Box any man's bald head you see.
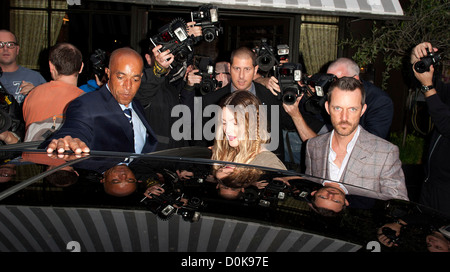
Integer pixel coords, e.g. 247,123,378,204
106,47,144,106
108,47,143,69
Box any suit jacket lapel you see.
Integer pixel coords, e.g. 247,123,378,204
340,128,375,182
100,86,135,147
322,133,331,180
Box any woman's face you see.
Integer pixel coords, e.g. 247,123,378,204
222,107,239,148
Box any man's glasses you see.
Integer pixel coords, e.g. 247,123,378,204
0,42,18,49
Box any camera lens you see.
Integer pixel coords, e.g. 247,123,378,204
282,91,297,105
414,53,441,73
257,54,277,72
200,82,213,95
203,29,215,43
414,59,430,73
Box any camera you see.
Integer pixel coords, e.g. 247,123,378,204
140,169,205,222
254,39,289,72
275,64,336,114
260,179,287,202
194,56,221,95
140,184,204,222
195,65,221,95
191,5,223,43
150,18,195,69
302,73,337,114
275,62,303,105
0,68,22,134
381,227,400,244
90,49,107,80
414,48,442,73
243,179,291,207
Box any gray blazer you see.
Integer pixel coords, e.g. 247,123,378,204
305,127,408,201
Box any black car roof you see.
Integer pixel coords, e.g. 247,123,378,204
0,143,449,253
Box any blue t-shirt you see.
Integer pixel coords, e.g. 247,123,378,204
0,66,47,104
79,79,101,93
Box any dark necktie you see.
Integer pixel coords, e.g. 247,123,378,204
123,108,133,128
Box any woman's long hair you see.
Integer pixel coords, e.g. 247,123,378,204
211,91,271,188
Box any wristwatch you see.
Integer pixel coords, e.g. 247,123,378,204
420,85,434,94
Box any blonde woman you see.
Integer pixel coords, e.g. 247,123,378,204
211,91,286,192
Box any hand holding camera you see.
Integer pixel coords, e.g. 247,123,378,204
411,42,438,64
186,68,202,86
191,5,222,43
411,42,441,97
152,44,174,69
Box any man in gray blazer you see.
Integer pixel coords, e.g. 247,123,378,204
305,77,408,201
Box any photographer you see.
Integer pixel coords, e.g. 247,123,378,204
78,49,108,93
411,42,450,217
151,21,202,86
184,58,230,95
272,68,331,166
134,20,202,151
201,47,288,159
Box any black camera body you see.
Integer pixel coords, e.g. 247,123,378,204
191,5,222,43
302,73,337,115
381,227,400,244
414,48,442,73
140,169,204,222
254,39,289,72
90,49,107,80
141,186,204,222
275,63,336,114
195,65,222,95
242,179,291,207
276,62,303,105
0,70,22,135
150,18,195,69
194,56,221,95
260,179,287,204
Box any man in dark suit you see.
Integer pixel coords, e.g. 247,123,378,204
200,47,287,157
305,77,408,201
42,47,158,154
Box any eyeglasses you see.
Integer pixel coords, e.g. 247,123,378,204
0,42,18,49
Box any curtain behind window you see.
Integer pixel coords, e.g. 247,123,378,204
299,16,339,75
9,0,67,70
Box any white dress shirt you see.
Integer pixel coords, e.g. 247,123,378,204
327,125,361,182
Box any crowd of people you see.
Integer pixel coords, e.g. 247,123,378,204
0,25,449,238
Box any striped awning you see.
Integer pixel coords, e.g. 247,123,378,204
0,205,361,252
94,0,404,18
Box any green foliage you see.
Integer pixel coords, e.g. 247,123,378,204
340,0,450,89
390,132,425,165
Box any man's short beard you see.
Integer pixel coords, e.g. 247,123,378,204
334,121,358,137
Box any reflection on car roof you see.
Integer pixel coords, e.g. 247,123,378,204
0,143,449,252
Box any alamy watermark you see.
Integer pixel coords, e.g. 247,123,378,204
170,97,280,151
